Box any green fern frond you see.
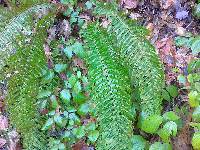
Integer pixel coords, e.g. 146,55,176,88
92,1,149,37
83,23,134,150
94,1,164,126
3,10,54,150
0,3,52,70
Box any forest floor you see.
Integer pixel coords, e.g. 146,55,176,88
133,1,198,149
0,0,199,150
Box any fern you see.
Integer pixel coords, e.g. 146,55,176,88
1,7,54,150
0,2,52,70
93,1,165,126
83,23,134,150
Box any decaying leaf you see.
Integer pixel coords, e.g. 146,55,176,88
0,138,6,148
0,115,8,130
121,0,138,9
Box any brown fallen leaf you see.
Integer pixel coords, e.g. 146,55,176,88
129,12,141,20
176,26,186,36
0,96,4,110
0,115,8,130
121,0,138,9
0,138,6,148
8,130,20,150
60,19,71,39
72,139,88,150
101,18,111,28
162,0,175,9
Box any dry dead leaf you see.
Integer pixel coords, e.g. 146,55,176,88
101,18,111,28
0,138,6,148
59,20,71,39
8,130,20,150
121,0,138,9
0,115,8,130
72,139,88,150
162,0,175,9
176,26,186,36
129,12,141,20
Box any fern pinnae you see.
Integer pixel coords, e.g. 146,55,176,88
83,23,134,149
0,3,52,70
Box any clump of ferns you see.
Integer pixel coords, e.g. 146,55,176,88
37,37,99,149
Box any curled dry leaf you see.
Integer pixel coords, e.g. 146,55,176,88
79,13,91,21
121,0,138,9
176,26,186,36
0,115,8,130
8,130,20,150
162,0,175,9
59,20,71,39
101,18,111,28
72,139,88,150
0,138,6,148
129,12,141,20
0,96,4,109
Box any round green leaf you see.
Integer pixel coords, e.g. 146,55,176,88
141,114,163,134
163,121,177,136
191,38,200,55
77,103,89,116
193,106,200,122
131,135,148,150
177,74,186,85
54,114,63,126
62,131,71,141
189,91,199,107
162,89,171,101
149,142,172,150
42,118,53,130
60,89,71,104
64,47,73,59
73,81,82,94
157,128,170,143
50,95,58,109
73,93,87,104
194,3,200,18
88,130,99,143
43,69,54,82
54,64,67,73
163,111,180,121
85,1,93,9
69,113,81,125
77,71,81,78
68,75,77,87
37,90,51,99
58,143,65,150
72,126,85,139
85,122,96,131
166,85,178,98
192,132,200,150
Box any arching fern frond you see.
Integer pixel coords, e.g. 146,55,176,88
93,1,165,131
83,23,134,150
0,3,52,70
2,9,54,150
